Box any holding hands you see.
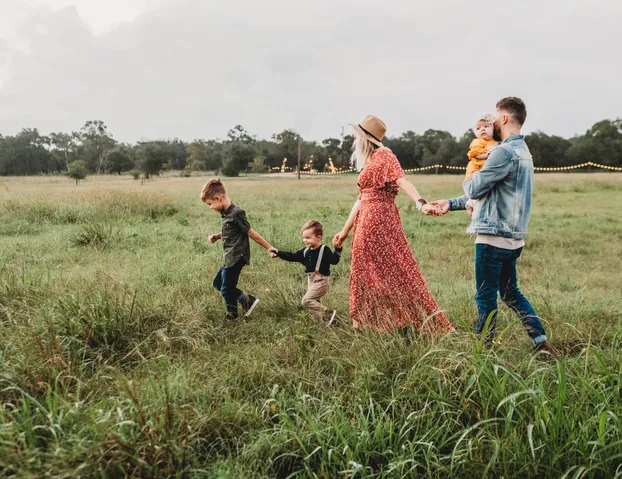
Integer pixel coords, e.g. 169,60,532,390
427,199,450,215
421,203,444,216
333,230,348,249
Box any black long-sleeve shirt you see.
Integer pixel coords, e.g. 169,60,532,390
276,245,342,276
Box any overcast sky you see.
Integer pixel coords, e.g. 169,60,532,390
0,0,620,143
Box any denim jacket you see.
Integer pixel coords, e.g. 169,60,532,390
448,135,534,239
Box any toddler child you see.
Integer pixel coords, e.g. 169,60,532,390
466,114,498,215
271,220,342,325
201,178,274,321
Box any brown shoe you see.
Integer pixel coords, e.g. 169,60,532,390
324,310,338,326
241,294,260,317
534,340,557,358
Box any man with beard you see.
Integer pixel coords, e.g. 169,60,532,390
429,97,554,354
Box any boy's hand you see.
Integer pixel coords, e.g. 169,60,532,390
207,234,221,244
269,248,279,259
466,205,474,217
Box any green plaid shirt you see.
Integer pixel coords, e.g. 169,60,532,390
220,203,251,268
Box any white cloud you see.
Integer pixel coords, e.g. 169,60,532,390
0,0,620,142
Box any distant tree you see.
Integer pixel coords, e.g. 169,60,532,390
205,140,224,172
49,132,79,170
0,129,53,175
342,134,354,167
434,137,460,167
322,137,342,165
384,131,421,169
222,142,255,177
272,130,300,166
525,132,572,167
104,145,135,174
448,130,476,167
136,142,169,178
566,119,622,167
168,139,189,170
186,141,208,173
419,129,455,167
77,121,116,173
249,156,269,173
227,125,256,144
67,160,88,184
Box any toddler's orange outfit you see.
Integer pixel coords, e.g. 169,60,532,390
466,138,497,179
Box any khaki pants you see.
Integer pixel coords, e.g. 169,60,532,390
302,273,329,321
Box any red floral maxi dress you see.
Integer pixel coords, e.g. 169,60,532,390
349,148,453,334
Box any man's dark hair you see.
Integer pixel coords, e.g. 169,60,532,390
496,97,527,126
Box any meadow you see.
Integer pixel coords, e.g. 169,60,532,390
1,172,621,478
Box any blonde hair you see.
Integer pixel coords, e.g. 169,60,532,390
200,178,226,201
474,113,495,132
351,131,379,170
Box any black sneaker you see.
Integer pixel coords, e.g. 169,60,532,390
241,294,260,317
324,310,337,326
225,311,239,323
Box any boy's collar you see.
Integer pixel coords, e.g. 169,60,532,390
220,202,235,216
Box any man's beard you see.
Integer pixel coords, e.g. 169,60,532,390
493,123,502,142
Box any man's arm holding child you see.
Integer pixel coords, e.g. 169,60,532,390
463,147,512,200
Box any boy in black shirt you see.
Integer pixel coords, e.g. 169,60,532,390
201,178,274,321
271,220,342,325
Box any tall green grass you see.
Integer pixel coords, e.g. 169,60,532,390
0,174,621,477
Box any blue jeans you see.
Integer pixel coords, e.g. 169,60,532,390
212,260,247,318
475,244,547,345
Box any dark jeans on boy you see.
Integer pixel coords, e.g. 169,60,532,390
213,259,246,319
475,244,547,345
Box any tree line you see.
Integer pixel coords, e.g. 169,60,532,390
1,119,621,178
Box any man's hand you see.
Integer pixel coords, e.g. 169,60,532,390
269,248,279,259
421,203,443,216
428,199,450,215
207,233,221,244
333,231,348,249
466,205,474,217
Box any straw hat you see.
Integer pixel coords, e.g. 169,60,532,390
350,115,386,148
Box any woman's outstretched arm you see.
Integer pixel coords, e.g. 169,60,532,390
333,199,361,247
396,177,443,216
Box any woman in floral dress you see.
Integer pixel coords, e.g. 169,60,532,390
333,115,454,334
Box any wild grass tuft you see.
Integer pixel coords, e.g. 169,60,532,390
0,173,621,477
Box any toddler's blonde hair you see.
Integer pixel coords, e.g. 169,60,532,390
473,113,495,132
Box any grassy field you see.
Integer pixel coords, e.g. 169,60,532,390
1,172,621,478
